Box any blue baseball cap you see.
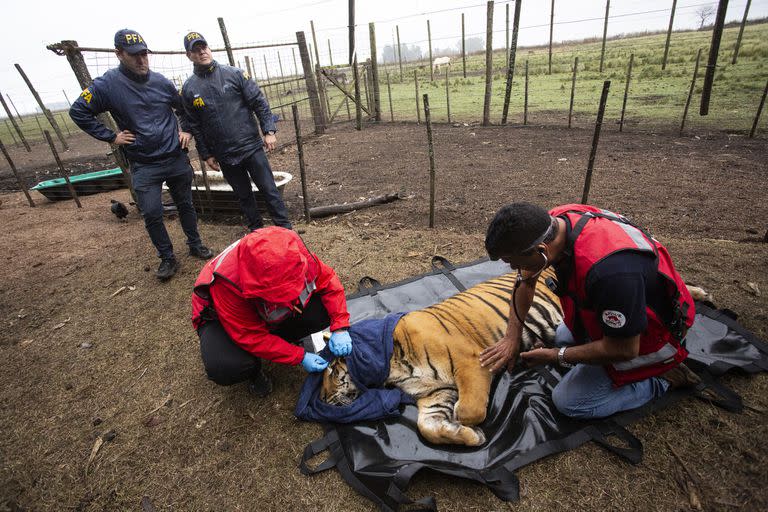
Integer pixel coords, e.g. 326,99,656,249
114,29,149,54
184,32,208,52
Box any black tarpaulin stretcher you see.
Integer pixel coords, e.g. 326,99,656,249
298,257,768,511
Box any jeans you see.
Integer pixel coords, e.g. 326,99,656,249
550,323,670,419
131,153,202,260
198,294,331,386
219,149,292,231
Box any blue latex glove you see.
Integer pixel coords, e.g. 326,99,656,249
329,330,353,357
301,352,329,373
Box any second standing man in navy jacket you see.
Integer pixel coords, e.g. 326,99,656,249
70,29,214,281
181,32,292,231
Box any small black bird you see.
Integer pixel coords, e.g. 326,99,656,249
110,199,129,220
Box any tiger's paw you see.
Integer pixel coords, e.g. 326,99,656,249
466,427,486,446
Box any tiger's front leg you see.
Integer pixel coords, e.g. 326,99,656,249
453,363,493,426
416,388,486,446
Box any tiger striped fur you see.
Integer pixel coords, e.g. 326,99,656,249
321,268,563,446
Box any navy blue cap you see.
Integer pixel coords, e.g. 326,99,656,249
184,32,208,52
114,29,149,54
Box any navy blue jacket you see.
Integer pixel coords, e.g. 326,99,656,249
295,313,414,424
181,61,277,165
69,65,189,164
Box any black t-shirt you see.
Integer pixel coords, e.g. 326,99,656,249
553,220,672,339
585,250,672,338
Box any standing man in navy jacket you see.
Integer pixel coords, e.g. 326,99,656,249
70,29,213,281
181,32,292,231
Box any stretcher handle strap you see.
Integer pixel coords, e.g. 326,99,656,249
587,421,644,465
431,256,466,292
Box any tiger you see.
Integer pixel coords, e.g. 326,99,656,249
321,268,563,447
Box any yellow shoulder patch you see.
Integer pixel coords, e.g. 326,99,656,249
80,88,93,104
193,97,205,108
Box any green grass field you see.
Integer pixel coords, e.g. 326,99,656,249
0,109,78,147
338,21,768,133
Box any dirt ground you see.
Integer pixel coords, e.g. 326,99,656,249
1,121,767,511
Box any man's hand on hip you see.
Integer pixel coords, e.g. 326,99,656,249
264,133,277,152
178,131,193,149
112,130,136,146
205,157,221,171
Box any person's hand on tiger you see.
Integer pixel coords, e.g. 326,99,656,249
479,335,520,373
301,352,329,373
520,347,558,367
329,330,352,357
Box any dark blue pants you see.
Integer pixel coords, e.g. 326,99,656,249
219,149,292,231
131,153,202,260
198,294,330,386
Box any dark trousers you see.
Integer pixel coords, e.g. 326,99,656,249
198,294,331,386
132,153,202,260
220,149,292,231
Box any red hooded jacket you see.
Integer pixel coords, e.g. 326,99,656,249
191,227,350,365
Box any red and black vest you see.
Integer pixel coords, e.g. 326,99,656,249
549,204,695,387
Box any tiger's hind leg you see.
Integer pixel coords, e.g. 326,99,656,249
416,388,486,446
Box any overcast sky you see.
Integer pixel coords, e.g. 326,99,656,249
0,0,764,114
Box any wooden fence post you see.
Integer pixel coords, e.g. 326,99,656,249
328,39,334,67
292,105,311,221
680,48,702,135
310,20,321,68
353,56,363,130
619,53,634,132
549,0,555,74
568,56,578,128
749,78,768,138
369,22,381,122
63,89,72,107
445,68,452,123
461,13,467,79
599,0,610,74
700,0,729,116
732,0,752,64
502,0,521,125
396,25,404,82
581,81,611,204
662,0,677,70
292,47,299,75
427,20,434,82
15,64,68,150
6,95,22,120
524,60,529,125
0,138,35,207
386,72,394,121
4,120,18,145
0,91,30,151
414,70,421,124
58,113,72,136
296,31,325,134
245,56,254,79
482,0,494,126
217,17,236,66
44,130,81,208
506,3,510,60
423,93,436,229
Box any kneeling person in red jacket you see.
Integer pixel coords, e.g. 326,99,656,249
192,227,352,396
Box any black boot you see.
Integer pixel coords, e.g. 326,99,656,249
189,245,214,259
156,258,180,281
247,369,273,398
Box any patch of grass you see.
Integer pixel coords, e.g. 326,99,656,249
374,22,768,132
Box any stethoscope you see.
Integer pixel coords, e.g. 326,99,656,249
511,248,549,345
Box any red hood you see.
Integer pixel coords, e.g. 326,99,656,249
236,227,317,303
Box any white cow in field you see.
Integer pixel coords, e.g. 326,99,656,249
433,56,451,74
